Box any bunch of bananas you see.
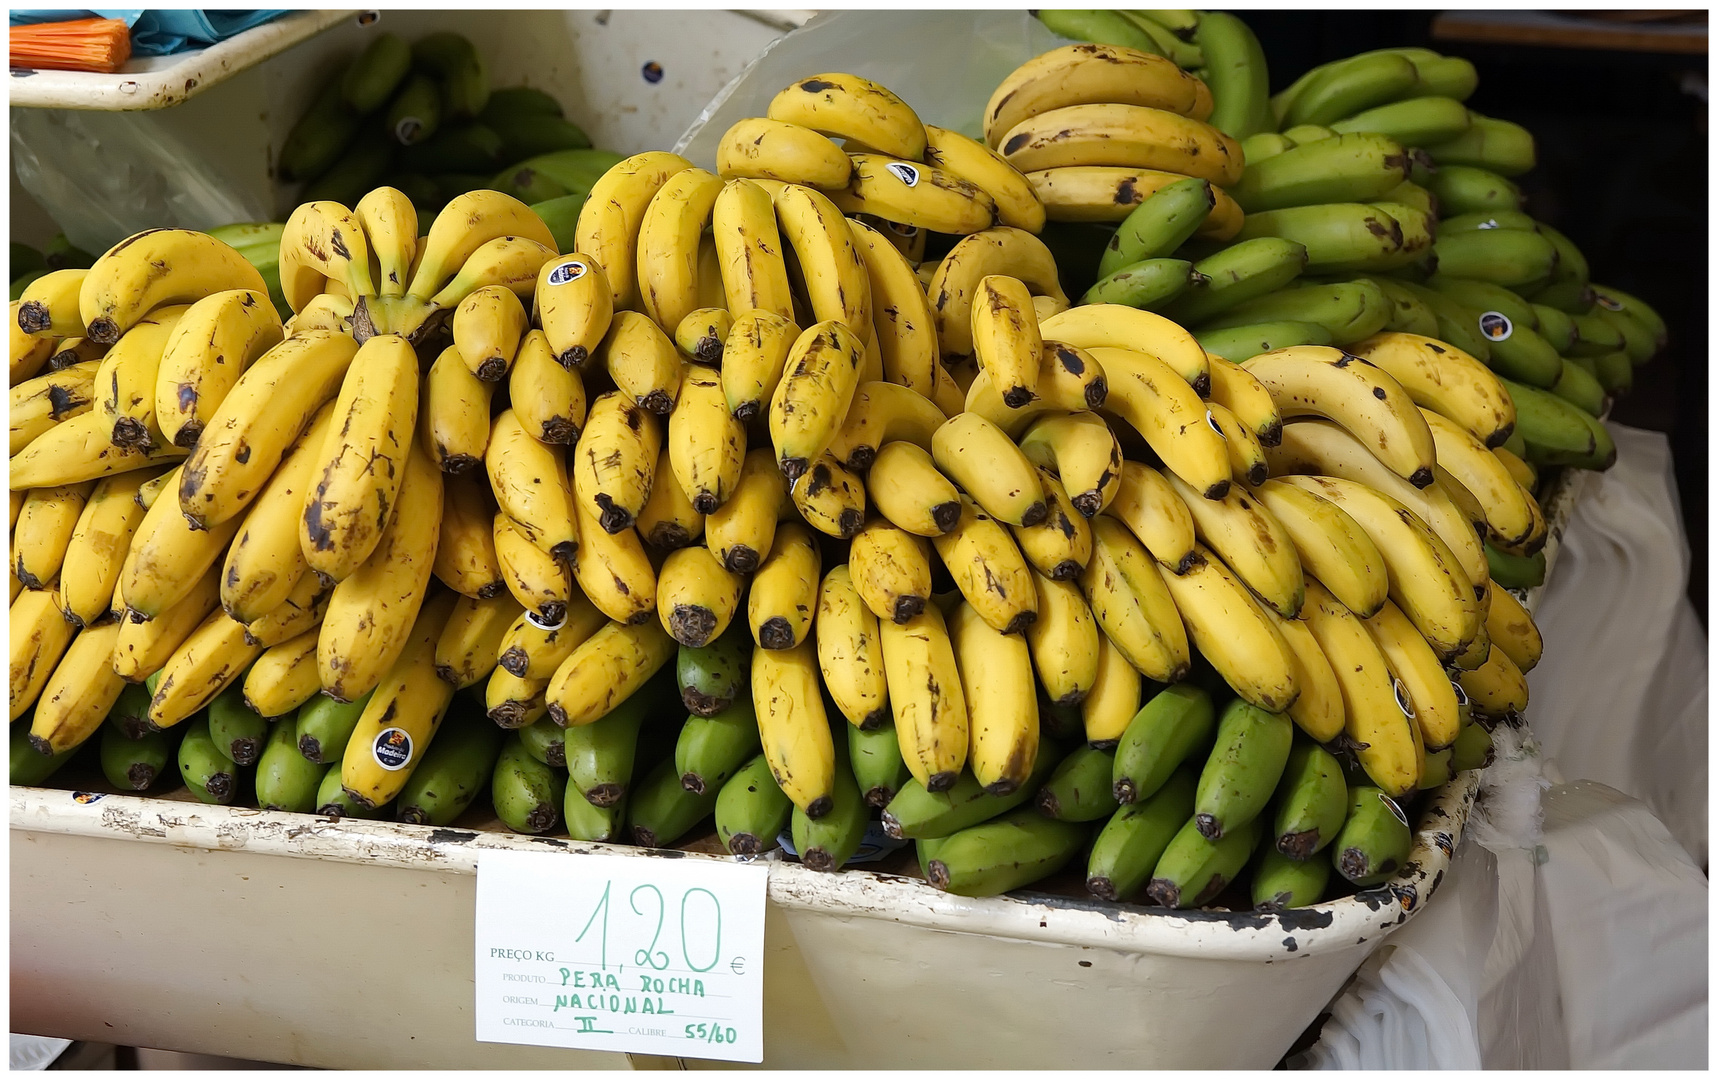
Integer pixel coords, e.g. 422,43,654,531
279,29,618,222
6,32,1668,913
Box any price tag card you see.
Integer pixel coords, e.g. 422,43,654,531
475,849,768,1063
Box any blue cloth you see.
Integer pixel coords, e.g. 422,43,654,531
9,9,287,55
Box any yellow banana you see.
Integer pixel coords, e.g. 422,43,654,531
668,363,745,514
707,447,789,573
766,72,928,161
10,587,76,719
1299,577,1419,798
1161,545,1301,712
13,482,93,591
1347,331,1514,448
28,620,125,753
924,124,1046,233
317,440,444,703
9,309,54,384
283,292,355,336
1041,303,1211,396
674,308,734,366
154,289,284,448
1206,400,1269,488
708,178,797,321
597,309,684,416
178,330,360,529
241,568,331,648
847,219,940,396
355,186,418,299
930,411,1047,527
929,227,1067,364
147,608,263,729
120,481,244,621
545,618,676,728
452,284,528,381
656,544,744,649
487,407,578,560
1249,479,1388,619
10,359,99,456
17,268,89,338
79,229,269,345
849,518,934,624
573,391,662,534
1087,345,1232,498
243,628,323,717
721,310,799,423
9,409,186,490
825,380,945,472
1017,410,1123,518
1010,468,1093,581
1080,628,1142,746
434,592,523,689
493,511,573,624
93,304,189,451
487,667,549,729
969,274,1041,409
430,471,504,601
534,252,615,369
772,184,872,345
751,636,840,815
949,599,1039,795
1026,165,1243,233
420,344,494,474
340,591,461,807
59,470,156,628
964,340,1108,436
932,494,1039,635
789,452,867,539
407,189,556,303
1260,604,1345,743
1163,472,1304,618
1421,408,1538,548
746,520,820,649
422,234,557,312
509,328,587,446
1205,353,1283,448
497,596,607,681
300,333,419,582
983,43,1213,147
831,153,997,236
816,564,890,730
636,443,706,551
998,103,1242,187
864,440,962,538
279,202,377,308
1458,643,1529,718
574,152,695,311
636,167,725,337
1366,599,1462,751
568,484,657,626
879,602,968,792
111,565,220,683
1026,569,1101,708
769,319,867,481
1081,516,1191,682
716,117,852,190
1485,585,1542,674
1102,461,1198,574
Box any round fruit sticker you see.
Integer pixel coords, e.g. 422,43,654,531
1379,792,1410,828
1206,409,1224,437
1450,679,1469,707
887,221,920,238
547,259,589,287
1596,294,1624,312
1393,677,1416,719
885,162,921,188
525,607,568,632
373,727,414,771
1479,311,1513,342
394,117,423,144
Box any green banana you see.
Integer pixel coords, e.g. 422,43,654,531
178,714,238,805
849,718,912,808
791,734,868,871
207,683,269,766
301,135,396,208
1331,785,1413,887
1439,209,1538,234
256,714,331,813
1549,358,1606,417
492,732,565,834
1113,683,1217,805
395,710,506,825
628,755,718,848
343,32,412,114
385,73,443,146
1424,113,1536,176
511,149,627,193
1036,743,1121,822
44,233,96,271
1449,718,1493,772
677,623,751,717
883,742,1065,840
1432,228,1560,291
1389,280,1491,361
279,81,363,183
1085,765,1196,901
479,86,564,124
11,241,46,278
1280,123,1338,145
412,32,489,119
1499,376,1599,455
108,682,156,740
1036,9,1163,53
1145,814,1261,908
1330,96,1471,147
1404,55,1479,101
398,125,505,175
518,715,566,767
919,807,1089,898
490,164,570,205
1477,314,1563,387
675,697,762,795
530,194,587,255
1419,746,1453,790
1485,543,1546,590
317,764,388,818
100,719,178,790
1530,303,1578,354
1527,279,1595,315
1241,132,1294,165
1368,200,1434,268
563,691,652,808
1194,11,1273,141
488,115,593,162
1525,406,1615,470
11,722,79,785
1567,311,1624,357
297,691,374,765
1419,164,1522,216
1193,698,1294,840
1589,350,1633,397
1252,846,1331,909
1590,284,1666,346
1230,133,1410,213
1163,237,1308,325
1080,259,1204,310
1097,177,1216,278
1426,274,1539,331
1235,203,1405,273
1117,12,1203,67
1281,52,1420,129
716,753,794,855
1270,742,1348,859
1201,279,1390,345
565,785,627,842
1591,305,1657,365
1362,275,1440,336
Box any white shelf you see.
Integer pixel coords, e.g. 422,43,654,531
7,10,354,111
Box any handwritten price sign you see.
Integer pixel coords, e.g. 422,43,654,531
474,849,768,1063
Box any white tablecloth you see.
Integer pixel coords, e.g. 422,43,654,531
1303,422,1709,1069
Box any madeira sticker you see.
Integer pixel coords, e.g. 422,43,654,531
885,162,921,187
1478,311,1513,342
1379,792,1410,828
1595,294,1624,311
547,259,589,286
373,727,414,771
1393,678,1416,720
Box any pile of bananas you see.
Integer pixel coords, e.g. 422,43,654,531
280,29,619,223
5,27,1668,911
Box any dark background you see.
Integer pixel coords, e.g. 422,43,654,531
1240,10,1708,624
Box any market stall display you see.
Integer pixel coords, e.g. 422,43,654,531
6,8,1690,1068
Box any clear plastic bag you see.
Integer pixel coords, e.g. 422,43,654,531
11,105,269,253
675,9,1066,166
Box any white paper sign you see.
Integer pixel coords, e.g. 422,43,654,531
475,849,768,1063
